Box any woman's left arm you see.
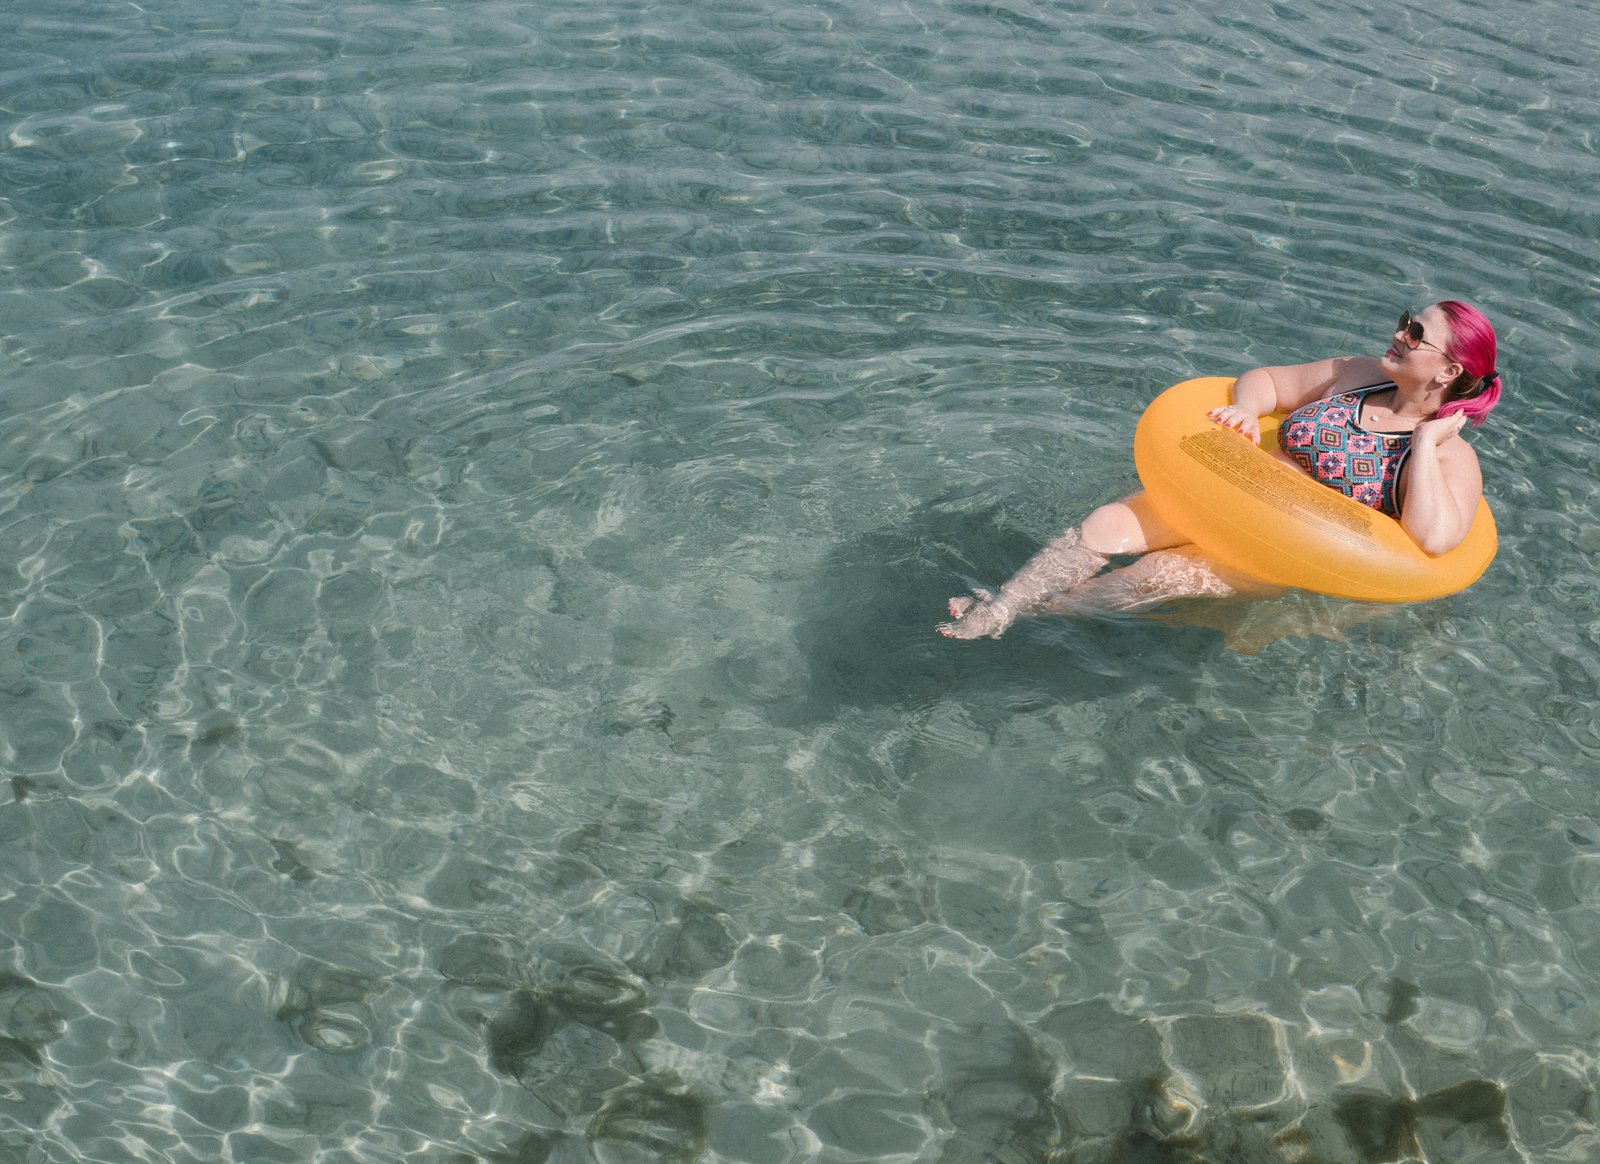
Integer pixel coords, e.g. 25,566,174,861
1399,413,1483,555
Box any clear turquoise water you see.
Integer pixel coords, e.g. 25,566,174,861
2,0,1597,1160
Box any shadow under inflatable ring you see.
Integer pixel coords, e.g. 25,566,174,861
1133,377,1497,602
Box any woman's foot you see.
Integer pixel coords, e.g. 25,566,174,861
946,590,991,618
937,589,1012,639
936,525,1112,641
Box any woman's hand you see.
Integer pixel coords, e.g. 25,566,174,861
1410,410,1468,452
1208,403,1261,444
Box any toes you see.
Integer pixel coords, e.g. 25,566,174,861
938,609,1003,640
946,590,993,619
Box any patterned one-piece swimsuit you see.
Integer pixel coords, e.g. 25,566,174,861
1277,383,1412,517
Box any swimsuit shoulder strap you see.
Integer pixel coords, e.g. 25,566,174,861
1351,381,1396,398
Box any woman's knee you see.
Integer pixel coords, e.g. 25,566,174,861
1079,502,1140,555
1080,492,1185,555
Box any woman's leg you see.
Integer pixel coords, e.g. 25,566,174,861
1045,545,1272,615
937,491,1189,639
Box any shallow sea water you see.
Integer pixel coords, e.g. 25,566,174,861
2,0,1599,1160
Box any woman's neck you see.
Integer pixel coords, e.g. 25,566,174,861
1385,380,1446,420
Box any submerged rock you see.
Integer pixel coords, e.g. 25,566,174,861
587,1077,708,1164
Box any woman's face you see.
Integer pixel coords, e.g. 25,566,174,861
1380,303,1459,386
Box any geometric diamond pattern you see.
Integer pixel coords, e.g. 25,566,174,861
1278,385,1412,517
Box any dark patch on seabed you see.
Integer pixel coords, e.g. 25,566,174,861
0,970,68,1127
464,947,710,1162
452,945,1524,1163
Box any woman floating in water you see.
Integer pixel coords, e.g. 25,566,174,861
938,301,1502,639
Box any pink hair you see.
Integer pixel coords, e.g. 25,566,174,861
1434,300,1501,427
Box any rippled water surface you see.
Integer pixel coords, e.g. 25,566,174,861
3,0,1599,1160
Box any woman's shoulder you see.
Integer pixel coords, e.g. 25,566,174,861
1441,431,1482,469
1325,356,1389,392
1428,426,1483,497
1255,355,1386,413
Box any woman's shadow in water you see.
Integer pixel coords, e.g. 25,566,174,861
785,492,1220,732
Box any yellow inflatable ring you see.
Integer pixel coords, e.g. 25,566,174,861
1133,377,1497,601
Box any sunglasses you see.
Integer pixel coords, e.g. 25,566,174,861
1397,309,1449,355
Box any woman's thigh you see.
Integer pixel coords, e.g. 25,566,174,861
1059,545,1279,613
